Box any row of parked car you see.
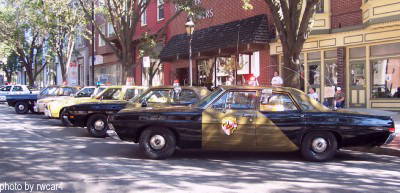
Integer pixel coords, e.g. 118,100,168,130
1,84,397,161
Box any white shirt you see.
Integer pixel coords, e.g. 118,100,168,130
271,76,283,86
308,92,319,101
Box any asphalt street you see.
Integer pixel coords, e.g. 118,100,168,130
0,104,399,193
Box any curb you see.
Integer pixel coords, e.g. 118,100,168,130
347,146,400,157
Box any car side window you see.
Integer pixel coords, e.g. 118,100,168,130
212,91,257,110
102,88,122,100
260,93,298,112
12,86,22,91
173,89,198,104
60,88,74,96
125,89,137,100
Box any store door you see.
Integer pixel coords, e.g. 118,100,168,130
349,61,367,107
176,68,189,86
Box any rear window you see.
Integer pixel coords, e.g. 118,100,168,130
1,86,11,91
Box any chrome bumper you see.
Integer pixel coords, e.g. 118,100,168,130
106,123,120,140
34,103,46,113
384,133,397,145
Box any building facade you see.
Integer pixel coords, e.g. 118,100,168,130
269,0,400,110
160,0,275,87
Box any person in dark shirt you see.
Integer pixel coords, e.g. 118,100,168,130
394,87,400,98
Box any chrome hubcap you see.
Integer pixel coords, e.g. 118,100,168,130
149,135,166,150
93,120,105,131
312,137,328,153
18,105,25,111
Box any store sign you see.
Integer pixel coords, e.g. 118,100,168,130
143,56,150,68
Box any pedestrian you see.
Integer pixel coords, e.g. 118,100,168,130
334,87,345,109
271,71,283,87
307,87,319,102
393,87,400,98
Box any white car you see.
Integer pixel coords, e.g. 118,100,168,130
0,85,32,102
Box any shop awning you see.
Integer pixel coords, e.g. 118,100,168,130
160,14,274,61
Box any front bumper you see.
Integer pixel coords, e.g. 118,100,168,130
384,133,397,145
33,103,47,113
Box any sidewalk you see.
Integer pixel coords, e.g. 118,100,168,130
347,108,400,157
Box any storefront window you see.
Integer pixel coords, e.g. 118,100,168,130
370,43,400,57
371,57,400,98
324,50,338,87
94,64,122,85
349,47,366,87
308,52,321,88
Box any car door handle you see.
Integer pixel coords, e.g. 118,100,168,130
241,113,256,117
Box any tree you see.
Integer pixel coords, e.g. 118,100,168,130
78,0,203,84
44,0,88,83
243,0,320,88
0,0,50,87
0,52,20,83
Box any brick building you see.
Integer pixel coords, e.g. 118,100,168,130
270,0,400,110
76,0,400,110
160,0,275,87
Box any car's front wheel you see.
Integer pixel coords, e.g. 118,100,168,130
139,127,176,159
86,114,108,138
15,102,29,114
301,132,338,162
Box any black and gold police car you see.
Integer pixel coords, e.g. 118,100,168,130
108,86,396,161
64,86,210,138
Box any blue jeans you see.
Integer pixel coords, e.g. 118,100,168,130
336,101,345,108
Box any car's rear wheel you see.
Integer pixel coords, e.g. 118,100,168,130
139,127,176,159
301,132,337,162
86,114,108,138
15,102,29,114
60,109,71,126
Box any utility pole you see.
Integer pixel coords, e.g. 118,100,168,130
91,0,95,86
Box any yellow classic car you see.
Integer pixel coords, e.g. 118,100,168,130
45,86,147,125
34,86,102,113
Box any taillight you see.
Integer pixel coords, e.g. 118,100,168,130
389,127,395,133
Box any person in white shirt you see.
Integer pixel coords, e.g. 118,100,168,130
271,71,283,87
307,87,319,102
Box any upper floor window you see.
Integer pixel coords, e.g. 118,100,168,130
157,0,165,21
315,0,324,13
99,24,106,47
108,23,115,37
140,0,148,26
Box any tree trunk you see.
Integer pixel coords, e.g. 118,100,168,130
282,52,301,89
6,73,12,83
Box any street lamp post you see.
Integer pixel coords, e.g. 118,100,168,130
185,17,195,86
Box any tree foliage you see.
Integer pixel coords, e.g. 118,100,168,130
78,0,204,85
0,0,50,86
243,0,320,88
44,0,88,83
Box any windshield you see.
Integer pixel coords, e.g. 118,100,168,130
40,87,58,96
75,88,95,97
195,88,224,108
0,86,11,92
290,89,330,112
